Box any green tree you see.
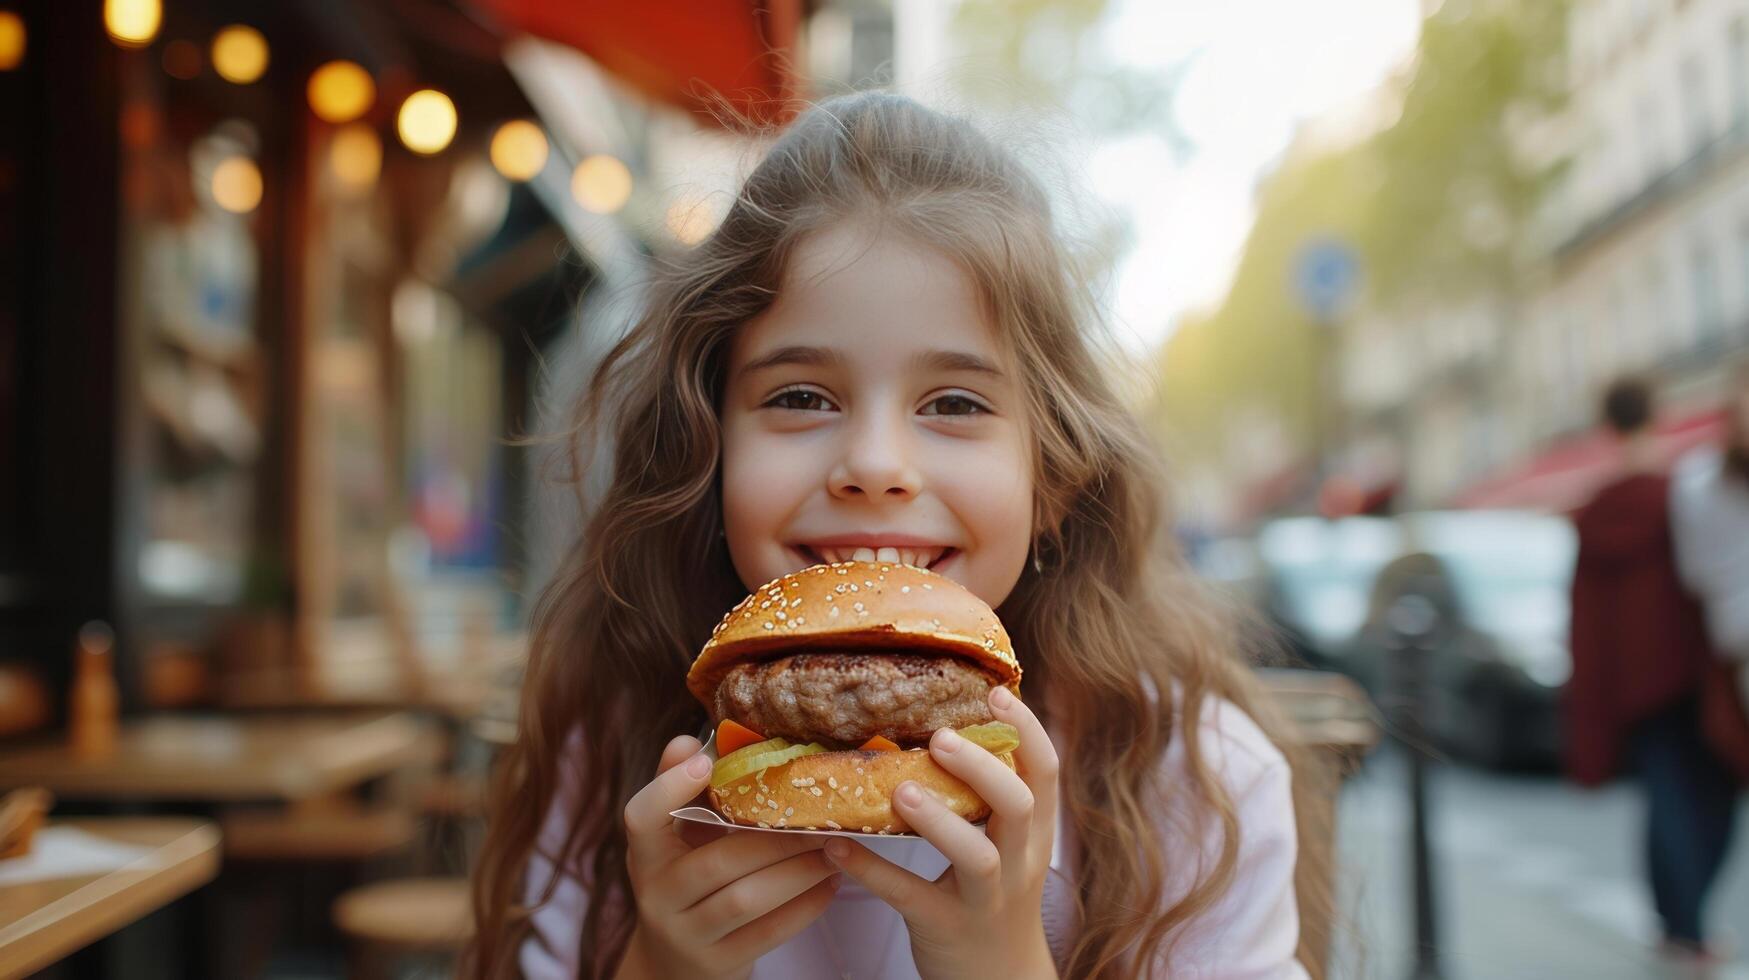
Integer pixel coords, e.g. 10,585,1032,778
1152,147,1379,463
1363,0,1569,302
950,0,1189,145
1150,0,1569,486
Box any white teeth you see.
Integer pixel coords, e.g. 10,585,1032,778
806,545,950,567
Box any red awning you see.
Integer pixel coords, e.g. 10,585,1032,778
474,0,805,128
1451,408,1726,513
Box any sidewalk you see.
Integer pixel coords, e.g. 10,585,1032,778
1332,747,1749,979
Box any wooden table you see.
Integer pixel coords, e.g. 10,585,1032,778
1264,668,1381,759
0,712,430,802
217,667,487,720
0,818,219,979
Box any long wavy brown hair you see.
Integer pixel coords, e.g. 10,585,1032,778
468,91,1329,979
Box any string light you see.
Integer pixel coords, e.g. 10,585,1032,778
211,25,268,84
0,12,25,71
104,0,160,48
489,120,548,182
211,156,263,214
571,154,633,214
397,89,456,155
307,60,375,124
666,199,717,245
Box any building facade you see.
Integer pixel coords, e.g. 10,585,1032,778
1337,0,1749,510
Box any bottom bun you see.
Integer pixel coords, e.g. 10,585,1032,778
708,747,1015,834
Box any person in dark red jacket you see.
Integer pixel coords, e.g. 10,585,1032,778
1566,377,1737,963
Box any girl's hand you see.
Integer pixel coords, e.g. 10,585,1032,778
616,735,841,980
823,687,1061,980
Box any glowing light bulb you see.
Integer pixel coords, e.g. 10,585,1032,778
489,120,548,182
307,60,375,124
0,12,26,71
211,156,263,214
570,155,633,215
211,25,268,84
104,0,160,47
397,89,456,155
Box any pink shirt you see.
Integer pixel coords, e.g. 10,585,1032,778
520,697,1307,979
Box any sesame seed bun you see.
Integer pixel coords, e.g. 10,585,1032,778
691,561,1024,833
687,561,1020,708
708,745,1016,834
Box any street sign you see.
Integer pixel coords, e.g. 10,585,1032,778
1293,237,1361,323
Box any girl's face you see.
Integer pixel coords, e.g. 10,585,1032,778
720,220,1035,609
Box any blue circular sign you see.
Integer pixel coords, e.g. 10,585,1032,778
1293,237,1361,322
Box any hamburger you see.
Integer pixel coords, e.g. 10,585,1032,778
687,560,1022,834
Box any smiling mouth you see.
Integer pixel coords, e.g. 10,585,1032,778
793,545,957,570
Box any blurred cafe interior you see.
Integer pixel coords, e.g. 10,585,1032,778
0,0,1408,976
0,0,817,976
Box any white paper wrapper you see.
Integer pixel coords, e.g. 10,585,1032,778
668,731,982,861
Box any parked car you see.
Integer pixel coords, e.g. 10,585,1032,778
1228,511,1576,770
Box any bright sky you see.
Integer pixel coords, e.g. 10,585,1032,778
1086,0,1423,353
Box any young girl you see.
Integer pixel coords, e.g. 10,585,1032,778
470,92,1322,979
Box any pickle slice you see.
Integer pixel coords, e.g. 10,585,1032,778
711,739,827,789
955,721,1021,755
713,737,788,773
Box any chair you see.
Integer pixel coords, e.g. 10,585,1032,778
332,876,473,979
219,799,416,861
1259,668,1379,975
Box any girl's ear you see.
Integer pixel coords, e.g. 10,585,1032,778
1032,498,1067,545
1029,507,1065,575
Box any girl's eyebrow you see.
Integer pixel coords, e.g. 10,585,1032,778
736,344,845,380
735,345,1006,381
910,348,1006,379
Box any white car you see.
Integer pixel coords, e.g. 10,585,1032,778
1231,511,1576,769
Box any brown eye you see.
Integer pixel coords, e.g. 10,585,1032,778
766,387,836,412
921,394,987,417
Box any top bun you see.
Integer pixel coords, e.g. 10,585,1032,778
687,561,1019,707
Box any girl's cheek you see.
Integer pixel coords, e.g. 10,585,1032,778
722,428,815,516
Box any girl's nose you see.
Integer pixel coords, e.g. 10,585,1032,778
828,413,923,501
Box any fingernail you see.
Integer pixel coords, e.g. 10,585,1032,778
896,781,923,807
933,728,962,752
824,838,851,863
990,686,1014,709
687,754,712,778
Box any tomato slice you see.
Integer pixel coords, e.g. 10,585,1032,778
858,735,900,752
716,719,767,756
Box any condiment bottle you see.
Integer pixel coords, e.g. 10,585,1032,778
69,621,118,759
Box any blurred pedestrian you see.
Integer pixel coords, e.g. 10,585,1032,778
1567,376,1734,965
1673,367,1749,781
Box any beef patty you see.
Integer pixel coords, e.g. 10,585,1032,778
713,652,999,746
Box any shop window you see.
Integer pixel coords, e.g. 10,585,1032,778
118,61,266,604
